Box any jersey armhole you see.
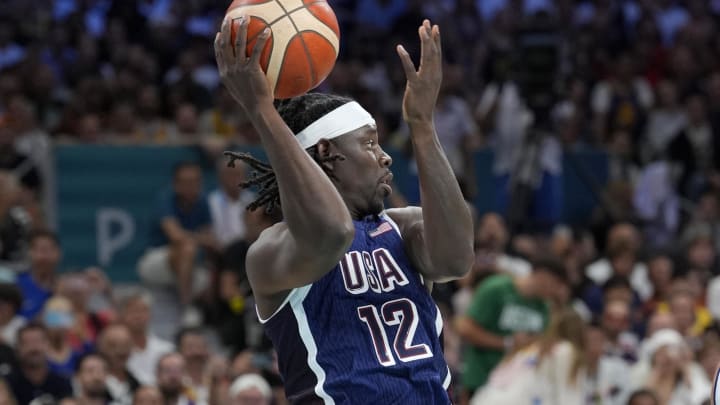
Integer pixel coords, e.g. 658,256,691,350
256,289,296,324
381,212,403,239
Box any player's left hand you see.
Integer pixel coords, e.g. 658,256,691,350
397,19,442,126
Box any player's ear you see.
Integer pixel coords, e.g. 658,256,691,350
315,139,341,174
316,139,332,158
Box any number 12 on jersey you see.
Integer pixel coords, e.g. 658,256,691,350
357,298,433,366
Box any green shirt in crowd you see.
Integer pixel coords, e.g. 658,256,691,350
461,274,550,391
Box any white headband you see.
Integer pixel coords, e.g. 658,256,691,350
295,101,376,149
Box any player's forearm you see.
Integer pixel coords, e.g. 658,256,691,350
249,102,353,243
410,121,473,278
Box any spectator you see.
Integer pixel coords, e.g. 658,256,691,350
97,323,140,405
643,253,675,317
228,373,272,405
627,388,660,405
0,171,31,265
207,158,254,248
156,352,199,405
6,323,73,404
453,212,531,318
43,296,90,377
657,285,712,347
118,289,174,386
0,378,16,405
668,93,720,199
0,105,42,195
642,80,685,162
456,257,568,399
17,230,61,320
138,162,217,326
601,299,639,363
0,282,24,347
176,327,211,404
133,386,163,405
135,85,170,143
56,272,113,350
698,333,720,384
198,87,250,140
584,320,631,405
629,328,710,405
73,353,113,404
680,222,718,275
585,223,652,301
471,308,589,405
166,103,202,144
590,52,654,143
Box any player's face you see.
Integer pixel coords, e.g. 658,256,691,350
328,124,393,218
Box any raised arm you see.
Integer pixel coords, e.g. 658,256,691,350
388,20,473,282
214,17,353,297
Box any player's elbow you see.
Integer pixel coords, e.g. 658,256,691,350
315,219,355,254
445,242,474,278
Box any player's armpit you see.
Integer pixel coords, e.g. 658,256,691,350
386,206,469,282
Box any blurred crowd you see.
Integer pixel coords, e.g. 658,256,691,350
2,0,720,404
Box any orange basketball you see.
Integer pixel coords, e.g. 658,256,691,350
226,0,340,99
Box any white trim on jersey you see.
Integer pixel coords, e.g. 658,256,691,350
434,305,443,337
256,288,298,324
713,365,720,405
435,306,452,390
291,285,335,404
443,366,451,390
381,212,403,239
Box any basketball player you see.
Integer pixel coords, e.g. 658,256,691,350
214,16,473,404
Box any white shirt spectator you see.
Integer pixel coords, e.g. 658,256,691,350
207,189,254,248
0,315,24,347
630,329,711,405
584,355,631,405
644,108,686,157
127,335,174,386
591,79,654,117
433,95,478,177
706,275,720,321
471,341,586,405
105,374,133,405
633,162,680,248
585,258,652,300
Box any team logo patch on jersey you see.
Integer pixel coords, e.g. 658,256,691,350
369,222,393,238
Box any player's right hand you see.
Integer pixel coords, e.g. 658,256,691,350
214,16,273,112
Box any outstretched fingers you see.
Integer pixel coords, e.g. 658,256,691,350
396,45,417,81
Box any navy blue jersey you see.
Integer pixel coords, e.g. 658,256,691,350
261,213,451,404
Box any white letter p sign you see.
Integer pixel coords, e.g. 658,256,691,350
97,208,135,266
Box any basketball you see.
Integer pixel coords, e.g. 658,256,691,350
225,0,340,99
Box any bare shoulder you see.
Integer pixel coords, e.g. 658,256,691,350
246,221,287,263
245,219,353,298
245,222,289,288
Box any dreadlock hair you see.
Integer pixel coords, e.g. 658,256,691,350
225,93,354,213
